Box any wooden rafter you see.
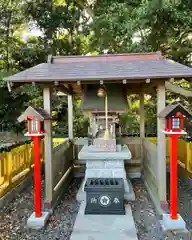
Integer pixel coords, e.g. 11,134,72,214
55,84,72,95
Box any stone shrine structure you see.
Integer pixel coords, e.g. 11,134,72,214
77,84,135,201
5,52,192,237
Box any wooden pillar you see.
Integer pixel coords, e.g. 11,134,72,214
92,115,97,137
157,82,167,207
43,86,53,208
140,93,145,138
140,92,145,164
68,95,73,140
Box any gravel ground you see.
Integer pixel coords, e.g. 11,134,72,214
131,176,192,240
130,179,160,240
0,178,81,240
1,176,192,240
167,175,192,230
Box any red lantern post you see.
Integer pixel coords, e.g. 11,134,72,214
158,103,192,230
169,133,180,219
164,112,185,219
17,106,51,228
32,135,42,217
27,117,45,217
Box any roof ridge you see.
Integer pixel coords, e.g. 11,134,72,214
52,51,162,59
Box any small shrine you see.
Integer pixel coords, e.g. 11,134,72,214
5,52,192,236
77,83,135,206
81,84,126,139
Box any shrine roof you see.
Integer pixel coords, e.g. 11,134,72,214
18,106,51,122
5,52,192,83
158,103,192,118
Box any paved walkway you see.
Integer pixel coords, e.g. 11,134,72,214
70,202,138,240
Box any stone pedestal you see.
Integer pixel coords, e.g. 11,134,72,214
161,214,186,231
77,144,135,201
86,160,126,178
27,211,50,229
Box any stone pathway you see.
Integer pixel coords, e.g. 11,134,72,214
70,202,138,240
0,177,192,240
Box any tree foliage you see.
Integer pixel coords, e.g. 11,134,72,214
0,0,192,136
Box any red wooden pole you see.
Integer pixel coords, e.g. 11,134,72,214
33,136,42,217
170,135,178,219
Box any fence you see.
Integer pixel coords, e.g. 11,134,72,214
1,136,192,200
147,137,192,177
0,138,65,199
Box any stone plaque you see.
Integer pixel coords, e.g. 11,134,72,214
94,138,116,152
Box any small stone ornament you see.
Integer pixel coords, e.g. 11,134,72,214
99,195,111,206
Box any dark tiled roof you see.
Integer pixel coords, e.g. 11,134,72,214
158,103,192,118
80,84,128,112
18,106,51,122
5,52,192,83
33,107,52,120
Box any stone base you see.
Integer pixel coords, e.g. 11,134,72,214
160,214,186,231
85,159,127,179
76,178,135,202
27,211,50,229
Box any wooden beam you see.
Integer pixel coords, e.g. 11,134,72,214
165,81,192,97
55,85,72,95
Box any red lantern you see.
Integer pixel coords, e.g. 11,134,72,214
18,106,51,218
159,103,192,220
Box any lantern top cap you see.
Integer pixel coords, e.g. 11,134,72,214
158,103,192,119
17,106,52,123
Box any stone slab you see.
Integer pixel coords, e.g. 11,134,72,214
78,145,132,160
76,178,135,202
104,159,124,168
86,160,124,169
70,202,138,240
27,211,50,229
85,168,127,179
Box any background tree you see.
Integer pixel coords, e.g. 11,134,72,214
0,0,192,137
